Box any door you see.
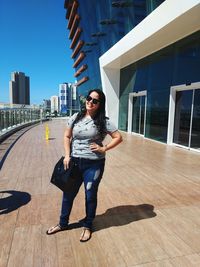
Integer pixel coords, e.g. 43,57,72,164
128,91,146,135
173,88,200,150
191,89,200,150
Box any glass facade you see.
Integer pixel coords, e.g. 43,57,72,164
119,30,200,144
59,83,80,115
66,0,165,96
173,88,200,150
65,0,199,150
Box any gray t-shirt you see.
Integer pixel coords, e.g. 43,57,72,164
67,113,117,160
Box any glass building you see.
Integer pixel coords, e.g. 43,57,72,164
59,83,80,115
64,0,200,152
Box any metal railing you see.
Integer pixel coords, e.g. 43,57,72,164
0,108,45,133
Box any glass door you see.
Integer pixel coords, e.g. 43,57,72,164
191,89,200,150
173,88,200,150
173,90,193,147
132,95,146,135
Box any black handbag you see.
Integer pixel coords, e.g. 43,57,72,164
50,156,79,192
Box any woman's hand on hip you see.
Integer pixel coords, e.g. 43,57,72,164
90,143,106,153
63,156,70,170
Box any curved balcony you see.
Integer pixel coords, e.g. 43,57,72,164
64,0,73,19
71,40,84,58
70,27,82,49
69,14,80,39
0,107,45,142
73,52,85,68
75,76,89,86
74,64,88,77
67,1,79,29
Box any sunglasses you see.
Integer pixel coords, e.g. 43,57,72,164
86,95,100,105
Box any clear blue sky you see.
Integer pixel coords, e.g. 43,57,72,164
0,0,75,104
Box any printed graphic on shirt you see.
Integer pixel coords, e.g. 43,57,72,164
66,114,117,159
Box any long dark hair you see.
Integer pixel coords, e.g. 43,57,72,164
72,89,107,139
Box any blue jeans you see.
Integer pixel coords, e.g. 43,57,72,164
59,157,105,230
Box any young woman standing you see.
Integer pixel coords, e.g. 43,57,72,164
46,89,122,242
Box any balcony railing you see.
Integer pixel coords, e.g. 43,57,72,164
0,107,45,134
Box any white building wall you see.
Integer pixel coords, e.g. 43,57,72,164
100,67,120,126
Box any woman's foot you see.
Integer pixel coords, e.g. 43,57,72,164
46,224,68,235
80,227,92,242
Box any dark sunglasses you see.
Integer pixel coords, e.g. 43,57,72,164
86,95,100,105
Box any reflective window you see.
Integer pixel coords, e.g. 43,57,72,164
119,30,200,144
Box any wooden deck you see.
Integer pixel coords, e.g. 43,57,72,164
0,118,200,267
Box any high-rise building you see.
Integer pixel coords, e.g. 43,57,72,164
71,83,80,113
42,99,51,112
50,96,59,114
9,71,30,105
64,0,200,152
59,83,70,114
59,82,80,115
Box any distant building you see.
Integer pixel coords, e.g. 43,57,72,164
71,83,80,113
59,83,80,115
9,72,30,105
59,83,70,114
50,96,59,114
42,99,51,112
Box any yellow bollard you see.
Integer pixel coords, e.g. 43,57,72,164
45,124,49,140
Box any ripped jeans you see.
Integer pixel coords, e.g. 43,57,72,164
59,157,105,230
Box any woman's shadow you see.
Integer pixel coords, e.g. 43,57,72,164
73,204,156,232
0,190,31,215
93,204,156,232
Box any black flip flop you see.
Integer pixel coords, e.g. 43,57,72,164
80,228,92,242
46,224,68,235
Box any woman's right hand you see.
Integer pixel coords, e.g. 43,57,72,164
63,156,70,170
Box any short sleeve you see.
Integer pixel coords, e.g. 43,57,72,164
106,118,118,133
67,113,78,128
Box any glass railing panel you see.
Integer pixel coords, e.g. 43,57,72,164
0,108,45,134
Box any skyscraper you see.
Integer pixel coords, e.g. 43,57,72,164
59,83,70,114
9,72,30,105
59,82,80,115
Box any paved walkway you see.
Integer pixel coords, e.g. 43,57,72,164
0,118,200,267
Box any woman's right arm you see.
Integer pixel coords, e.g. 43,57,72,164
63,127,72,170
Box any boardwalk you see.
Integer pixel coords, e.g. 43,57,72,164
0,118,200,267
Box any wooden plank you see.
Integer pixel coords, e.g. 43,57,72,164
7,225,42,267
0,227,14,267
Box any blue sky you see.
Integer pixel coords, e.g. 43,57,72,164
0,0,75,104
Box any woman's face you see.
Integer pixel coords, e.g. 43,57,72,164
85,91,100,114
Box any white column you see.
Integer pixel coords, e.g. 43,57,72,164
100,66,120,127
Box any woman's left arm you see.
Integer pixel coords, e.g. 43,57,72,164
90,130,123,153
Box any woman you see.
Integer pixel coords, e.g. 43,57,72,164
46,89,122,242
